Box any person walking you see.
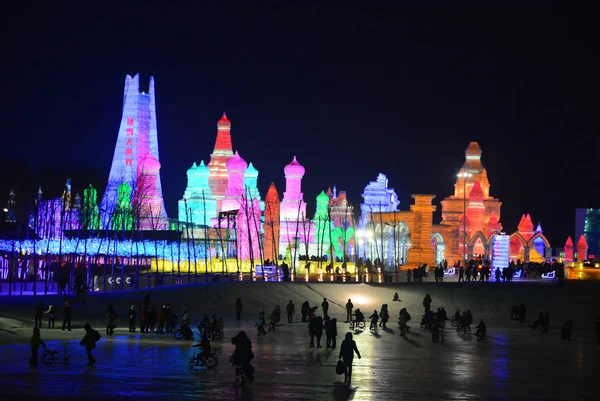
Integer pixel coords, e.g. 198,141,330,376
80,323,100,366
35,301,44,328
423,294,432,314
519,303,527,323
235,298,243,321
44,304,55,328
324,317,332,348
104,305,117,336
286,300,295,324
345,299,354,323
321,298,329,318
315,316,324,348
128,305,136,332
61,301,72,331
330,318,338,349
231,331,255,384
339,332,361,384
29,327,46,367
379,304,389,328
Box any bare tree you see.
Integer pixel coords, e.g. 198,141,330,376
201,190,209,282
291,200,302,277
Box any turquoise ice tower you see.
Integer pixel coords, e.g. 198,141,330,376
244,162,264,210
178,160,218,226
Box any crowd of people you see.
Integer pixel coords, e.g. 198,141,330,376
26,288,600,386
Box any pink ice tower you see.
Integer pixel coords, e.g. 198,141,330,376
280,156,307,220
279,156,315,260
221,151,248,212
138,153,167,229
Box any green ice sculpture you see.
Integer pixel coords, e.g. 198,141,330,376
112,182,134,230
82,184,101,230
313,191,331,255
331,225,355,259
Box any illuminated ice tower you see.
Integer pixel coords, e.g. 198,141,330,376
441,142,502,256
101,74,167,227
221,151,248,213
244,162,263,208
279,156,315,260
281,156,307,221
358,174,400,257
208,113,235,211
178,161,217,226
263,183,281,262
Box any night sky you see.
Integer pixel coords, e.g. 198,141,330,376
2,2,599,246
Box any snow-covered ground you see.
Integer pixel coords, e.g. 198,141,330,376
0,281,599,400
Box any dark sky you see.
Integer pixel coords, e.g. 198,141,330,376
2,2,599,246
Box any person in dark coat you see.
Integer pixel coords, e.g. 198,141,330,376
330,318,338,349
61,301,72,331
231,331,254,383
519,303,527,323
345,299,353,323
324,317,332,348
104,305,117,336
301,301,310,322
321,298,329,318
235,298,243,321
29,327,46,366
308,317,316,347
35,301,44,328
286,300,295,323
315,316,324,348
423,294,432,314
338,332,361,383
80,322,99,365
128,305,136,332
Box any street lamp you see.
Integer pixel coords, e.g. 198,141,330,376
457,171,472,270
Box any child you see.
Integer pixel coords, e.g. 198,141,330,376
267,315,276,332
29,327,46,366
192,335,212,365
256,318,267,336
476,319,487,341
369,310,379,331
353,309,364,329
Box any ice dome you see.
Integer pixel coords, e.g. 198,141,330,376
217,112,231,128
284,156,305,177
245,162,259,177
317,190,330,203
226,151,248,172
188,160,209,176
141,153,161,171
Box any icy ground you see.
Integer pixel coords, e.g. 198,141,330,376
1,281,599,400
